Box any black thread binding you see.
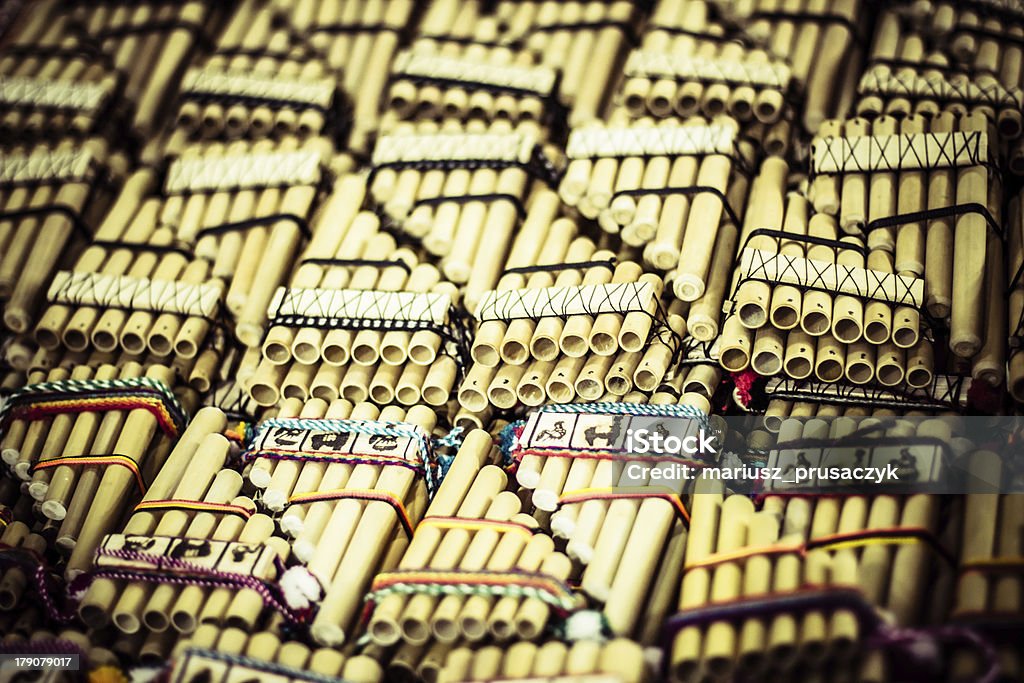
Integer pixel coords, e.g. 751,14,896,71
0,205,94,241
502,259,617,276
91,239,193,259
298,258,412,274
192,212,312,242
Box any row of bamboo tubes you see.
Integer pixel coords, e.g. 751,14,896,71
270,0,413,153
76,407,278,635
7,0,223,138
400,0,640,128
0,30,119,141
807,113,1005,386
368,119,538,304
719,0,864,132
0,139,116,335
668,482,953,682
0,360,185,581
384,34,552,128
172,0,336,144
172,624,383,683
558,115,755,285
437,637,648,683
620,0,787,124
252,175,460,408
32,136,329,356
860,8,1024,139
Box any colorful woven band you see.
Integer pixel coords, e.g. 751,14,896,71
31,454,146,494
286,488,413,539
416,516,535,542
558,487,691,526
362,568,581,623
132,499,253,520
0,377,186,438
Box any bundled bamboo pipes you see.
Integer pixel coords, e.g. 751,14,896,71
0,140,119,334
73,406,287,636
4,1,226,138
240,399,447,647
170,624,383,683
33,138,330,355
620,0,789,125
559,116,749,272
438,637,649,683
0,360,186,577
667,478,957,682
368,120,555,305
273,0,413,153
172,0,340,144
251,178,465,408
464,243,677,411
384,32,558,130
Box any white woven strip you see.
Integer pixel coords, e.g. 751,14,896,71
811,131,988,174
47,271,223,318
625,50,791,88
267,288,451,325
567,125,736,159
371,131,536,166
0,149,94,185
181,67,335,108
0,75,110,113
393,51,557,97
738,249,924,307
475,281,657,322
166,150,322,193
97,534,278,580
250,422,424,463
858,69,1023,109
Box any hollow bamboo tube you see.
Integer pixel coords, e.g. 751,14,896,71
674,130,740,302
838,117,870,234
802,0,856,131
396,481,516,644
735,157,789,328
769,193,810,330
949,111,990,358
832,236,867,344
499,222,581,365
557,258,617,358
810,119,843,215
735,510,783,674
827,496,868,658
310,406,437,645
670,477,724,682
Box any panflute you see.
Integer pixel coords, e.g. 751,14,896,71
384,40,560,132
712,0,865,132
438,637,650,683
509,401,711,639
239,399,450,647
171,0,342,145
0,141,119,334
3,0,227,139
619,0,790,126
464,254,679,411
33,140,329,357
274,0,414,153
368,121,560,306
252,183,469,408
0,361,187,581
169,628,383,683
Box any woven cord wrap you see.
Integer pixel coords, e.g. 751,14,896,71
247,417,442,494
90,548,307,624
0,377,186,439
0,544,75,623
361,569,582,624
681,527,954,573
558,488,691,526
286,488,414,539
31,454,146,494
132,499,253,520
662,587,999,683
416,516,535,543
176,647,346,683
